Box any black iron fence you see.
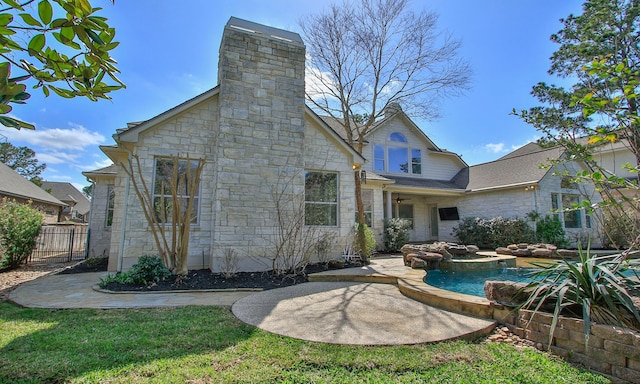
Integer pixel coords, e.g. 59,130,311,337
29,225,89,264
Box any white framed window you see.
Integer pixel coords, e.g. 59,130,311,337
373,132,422,175
153,158,201,224
397,204,414,229
106,185,115,227
551,192,582,229
355,189,373,227
305,171,338,226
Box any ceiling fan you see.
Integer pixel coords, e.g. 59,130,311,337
395,196,412,204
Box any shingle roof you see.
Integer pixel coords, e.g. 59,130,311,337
0,162,65,206
41,181,91,215
456,143,564,191
384,175,465,190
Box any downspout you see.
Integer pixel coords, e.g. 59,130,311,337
117,172,130,272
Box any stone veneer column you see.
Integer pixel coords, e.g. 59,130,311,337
213,17,306,269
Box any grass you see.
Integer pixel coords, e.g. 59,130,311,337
0,302,610,383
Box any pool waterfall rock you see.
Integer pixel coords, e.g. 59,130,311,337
495,243,560,258
401,242,480,269
483,280,530,307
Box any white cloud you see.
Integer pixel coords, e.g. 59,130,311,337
37,151,79,164
0,123,104,150
48,175,72,181
77,158,113,172
484,142,507,153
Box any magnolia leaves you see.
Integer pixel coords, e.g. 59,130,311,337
0,0,124,130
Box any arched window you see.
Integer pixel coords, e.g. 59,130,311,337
373,132,422,175
389,132,408,143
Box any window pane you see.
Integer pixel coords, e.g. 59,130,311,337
398,204,414,229
153,158,201,224
374,145,385,171
305,171,338,226
305,172,337,202
412,148,421,174
563,194,581,228
106,185,115,227
389,132,407,142
305,203,337,226
388,147,409,173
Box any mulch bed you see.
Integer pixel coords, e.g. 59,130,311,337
61,257,360,291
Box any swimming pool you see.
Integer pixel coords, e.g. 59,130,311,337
424,268,538,297
424,266,640,298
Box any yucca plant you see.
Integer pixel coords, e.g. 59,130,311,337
520,245,640,348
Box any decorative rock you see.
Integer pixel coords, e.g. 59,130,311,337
484,280,530,307
447,244,468,255
413,252,444,262
517,243,529,249
466,245,480,254
511,248,532,257
410,258,426,269
507,244,519,250
495,247,513,255
531,248,553,258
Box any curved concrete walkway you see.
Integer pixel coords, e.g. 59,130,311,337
8,258,496,345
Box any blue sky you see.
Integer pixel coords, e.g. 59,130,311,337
0,0,584,191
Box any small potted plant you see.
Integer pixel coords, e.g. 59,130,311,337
327,257,346,269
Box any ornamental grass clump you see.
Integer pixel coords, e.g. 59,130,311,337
520,246,640,348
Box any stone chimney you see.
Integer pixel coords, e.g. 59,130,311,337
384,102,403,117
214,17,306,270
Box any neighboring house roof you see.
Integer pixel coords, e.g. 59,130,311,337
41,181,91,215
455,143,564,192
0,162,65,206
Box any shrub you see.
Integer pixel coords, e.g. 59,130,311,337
453,216,534,249
535,215,568,248
353,223,376,262
601,210,640,250
99,255,171,287
382,218,411,252
0,198,43,269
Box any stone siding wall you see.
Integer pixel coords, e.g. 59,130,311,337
110,99,219,271
501,310,640,383
86,181,113,258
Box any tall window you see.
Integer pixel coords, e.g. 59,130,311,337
398,204,414,229
373,132,422,175
105,185,115,227
153,158,201,224
356,189,373,227
562,194,581,228
551,192,582,229
305,171,338,226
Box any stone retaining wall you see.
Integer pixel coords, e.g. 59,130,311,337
500,309,640,383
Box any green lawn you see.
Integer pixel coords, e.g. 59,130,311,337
0,302,609,383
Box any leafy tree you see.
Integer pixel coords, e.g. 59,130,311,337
0,141,45,185
82,183,92,198
0,0,124,130
515,0,640,251
300,0,470,260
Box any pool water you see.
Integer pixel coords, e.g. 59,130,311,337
424,268,539,297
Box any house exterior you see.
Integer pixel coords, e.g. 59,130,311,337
0,161,66,223
84,17,603,272
41,181,91,223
